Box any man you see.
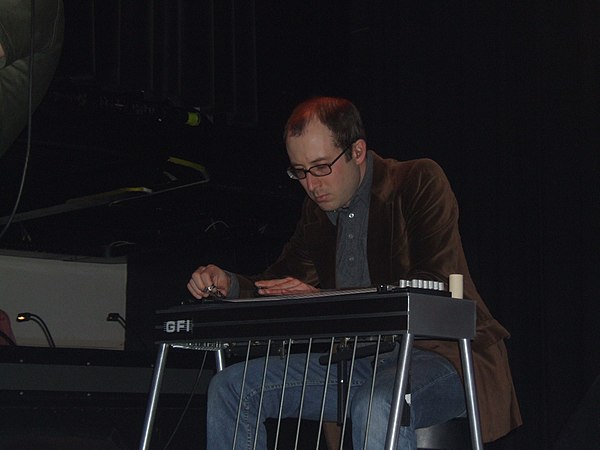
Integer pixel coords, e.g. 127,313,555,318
188,97,522,449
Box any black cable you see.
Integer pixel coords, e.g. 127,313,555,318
0,330,17,346
36,318,55,348
17,312,56,348
0,0,35,240
29,315,56,348
106,312,127,329
162,351,209,450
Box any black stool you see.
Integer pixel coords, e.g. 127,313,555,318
416,417,471,450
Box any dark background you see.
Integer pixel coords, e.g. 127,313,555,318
1,1,599,449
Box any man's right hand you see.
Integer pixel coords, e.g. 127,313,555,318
187,264,231,300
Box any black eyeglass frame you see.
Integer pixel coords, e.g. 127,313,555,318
286,147,350,180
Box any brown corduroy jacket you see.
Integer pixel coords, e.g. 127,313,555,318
238,152,522,442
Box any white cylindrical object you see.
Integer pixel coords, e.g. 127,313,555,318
449,274,463,299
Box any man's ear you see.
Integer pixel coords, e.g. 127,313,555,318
352,139,367,163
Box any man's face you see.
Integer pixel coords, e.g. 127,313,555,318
286,120,364,211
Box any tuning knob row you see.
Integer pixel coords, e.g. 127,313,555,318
397,279,446,291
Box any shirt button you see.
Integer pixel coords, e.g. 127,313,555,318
348,256,355,262
348,213,355,219
348,233,354,239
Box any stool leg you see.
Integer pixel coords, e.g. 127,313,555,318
139,343,170,450
459,338,483,450
385,333,414,450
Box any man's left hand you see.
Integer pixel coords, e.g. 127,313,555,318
254,277,319,296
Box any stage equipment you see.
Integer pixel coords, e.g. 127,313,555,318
139,282,484,450
107,313,127,330
16,312,55,347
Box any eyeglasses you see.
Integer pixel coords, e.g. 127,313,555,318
286,148,349,180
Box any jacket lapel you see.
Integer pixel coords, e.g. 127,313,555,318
367,183,395,286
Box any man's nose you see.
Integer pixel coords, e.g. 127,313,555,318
305,172,320,190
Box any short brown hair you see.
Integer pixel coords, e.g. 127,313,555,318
283,97,366,150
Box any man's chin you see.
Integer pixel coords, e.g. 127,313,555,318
315,201,338,212
311,195,340,211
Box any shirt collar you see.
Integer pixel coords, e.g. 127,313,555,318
326,151,374,225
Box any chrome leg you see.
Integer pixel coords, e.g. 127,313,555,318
215,348,226,372
385,333,414,450
459,338,484,450
139,343,170,450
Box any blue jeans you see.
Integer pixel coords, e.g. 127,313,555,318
206,344,466,450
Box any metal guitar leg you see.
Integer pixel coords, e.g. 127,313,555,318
215,349,226,372
385,333,414,450
139,343,170,450
459,338,483,450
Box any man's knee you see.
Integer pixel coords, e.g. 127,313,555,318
208,364,244,402
350,382,391,424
